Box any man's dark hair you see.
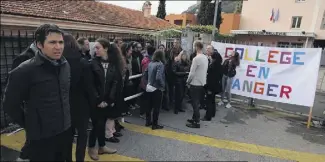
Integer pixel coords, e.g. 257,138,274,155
77,37,88,46
35,24,64,46
147,45,156,56
195,41,203,50
152,50,166,64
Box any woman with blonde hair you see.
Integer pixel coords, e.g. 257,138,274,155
172,50,190,114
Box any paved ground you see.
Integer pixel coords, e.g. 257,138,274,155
317,67,325,93
1,101,325,162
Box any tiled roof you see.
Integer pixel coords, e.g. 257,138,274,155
0,0,175,30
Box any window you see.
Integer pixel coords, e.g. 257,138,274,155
291,16,302,28
277,42,290,48
291,43,304,48
174,20,183,26
186,20,192,25
277,42,304,48
321,10,325,29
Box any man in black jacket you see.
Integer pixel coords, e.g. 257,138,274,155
2,24,71,161
77,37,92,60
11,42,38,161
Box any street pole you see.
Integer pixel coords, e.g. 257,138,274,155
212,0,220,41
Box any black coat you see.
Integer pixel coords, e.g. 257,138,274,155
12,48,36,70
206,59,223,93
131,51,143,75
63,48,97,123
91,57,122,119
166,47,182,82
3,52,71,140
172,61,190,84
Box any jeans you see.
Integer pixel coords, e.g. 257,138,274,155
105,119,116,138
146,90,164,125
189,85,205,123
221,75,233,102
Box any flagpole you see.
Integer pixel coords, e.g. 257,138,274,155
212,0,221,41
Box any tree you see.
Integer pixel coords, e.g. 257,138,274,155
198,0,223,30
156,0,166,19
197,0,209,25
215,1,223,30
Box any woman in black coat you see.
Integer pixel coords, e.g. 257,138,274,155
88,38,124,160
63,33,97,162
172,51,190,114
203,48,223,121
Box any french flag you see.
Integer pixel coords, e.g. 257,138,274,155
270,8,274,21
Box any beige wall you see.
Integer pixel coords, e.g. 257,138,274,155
240,0,325,39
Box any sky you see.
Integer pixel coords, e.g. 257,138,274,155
100,1,198,15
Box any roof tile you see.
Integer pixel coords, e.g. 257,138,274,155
0,1,176,30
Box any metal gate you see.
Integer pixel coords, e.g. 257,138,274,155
320,50,325,66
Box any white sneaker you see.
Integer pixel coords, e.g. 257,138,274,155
218,101,224,106
225,103,232,109
16,158,29,162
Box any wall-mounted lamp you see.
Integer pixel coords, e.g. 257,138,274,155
302,31,306,34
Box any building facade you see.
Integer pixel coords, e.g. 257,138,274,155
231,0,325,48
165,13,240,35
165,13,198,26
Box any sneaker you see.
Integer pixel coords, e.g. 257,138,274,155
98,146,117,154
105,137,120,143
225,103,232,109
126,112,132,116
152,124,164,130
139,114,145,119
113,132,123,137
179,109,185,112
187,119,194,124
186,122,200,128
218,101,224,106
16,158,29,162
134,104,140,109
130,105,136,110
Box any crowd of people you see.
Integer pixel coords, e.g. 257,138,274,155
2,24,241,161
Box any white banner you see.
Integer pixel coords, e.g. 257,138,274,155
211,42,322,107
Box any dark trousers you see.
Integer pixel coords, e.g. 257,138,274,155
140,91,150,115
19,136,29,159
125,84,136,107
146,90,163,125
66,117,89,162
88,113,106,148
189,85,205,123
28,128,72,162
204,91,216,120
129,78,141,106
168,81,175,107
174,82,185,112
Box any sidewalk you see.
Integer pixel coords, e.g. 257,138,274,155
317,67,325,93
